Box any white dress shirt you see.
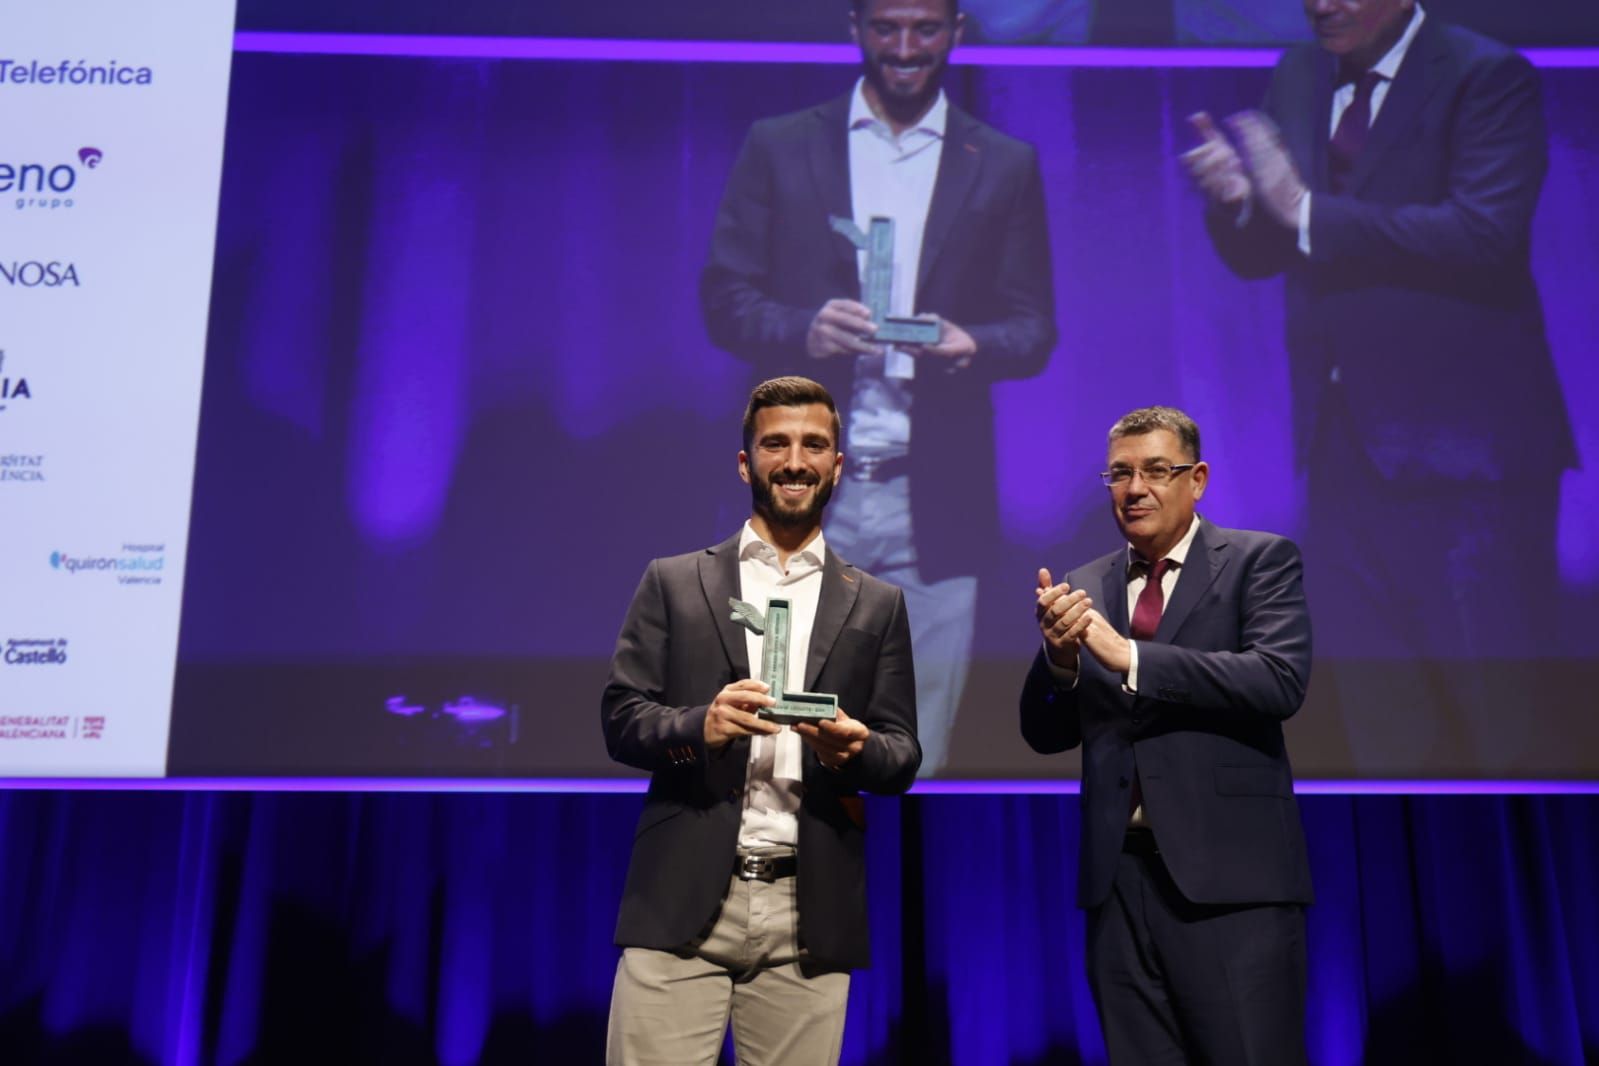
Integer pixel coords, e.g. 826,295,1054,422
1299,5,1427,254
736,522,826,848
844,78,946,455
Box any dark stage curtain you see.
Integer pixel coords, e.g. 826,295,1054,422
1,790,1594,1065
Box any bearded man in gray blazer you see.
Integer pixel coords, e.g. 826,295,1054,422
602,375,919,1065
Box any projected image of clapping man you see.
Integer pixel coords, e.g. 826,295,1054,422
701,0,1057,776
600,376,918,1065
1180,0,1578,766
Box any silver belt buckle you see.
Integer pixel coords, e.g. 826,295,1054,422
738,854,774,881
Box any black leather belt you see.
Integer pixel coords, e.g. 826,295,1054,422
846,454,911,482
736,853,798,881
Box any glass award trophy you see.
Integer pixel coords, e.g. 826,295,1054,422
828,215,941,346
728,597,838,725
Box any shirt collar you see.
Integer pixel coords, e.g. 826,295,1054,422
1370,4,1426,82
848,77,948,140
1127,513,1202,573
740,521,827,568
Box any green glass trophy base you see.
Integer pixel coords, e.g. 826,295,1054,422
875,316,941,346
760,692,838,726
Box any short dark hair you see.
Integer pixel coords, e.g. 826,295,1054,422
742,376,841,452
851,0,960,17
1107,405,1201,461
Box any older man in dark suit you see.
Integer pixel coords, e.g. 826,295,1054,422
701,0,1056,775
1022,406,1314,1065
1182,0,1576,767
601,376,918,1065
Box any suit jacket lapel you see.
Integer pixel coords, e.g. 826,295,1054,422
1350,16,1448,195
917,104,983,305
1099,553,1137,710
809,95,860,295
699,532,751,680
1154,520,1229,643
805,549,860,691
1102,552,1130,637
1307,50,1336,192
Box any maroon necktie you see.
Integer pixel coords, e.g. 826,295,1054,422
1129,557,1173,641
1328,69,1383,195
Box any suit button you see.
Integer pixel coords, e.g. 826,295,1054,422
1329,365,1342,384
726,789,739,801
1118,777,1129,789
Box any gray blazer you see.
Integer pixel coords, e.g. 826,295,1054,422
602,531,919,969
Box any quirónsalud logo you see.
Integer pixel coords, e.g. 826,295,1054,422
50,546,166,585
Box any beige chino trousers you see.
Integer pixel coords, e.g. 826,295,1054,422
606,868,849,1065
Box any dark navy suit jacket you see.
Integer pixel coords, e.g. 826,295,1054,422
699,93,1056,581
1020,520,1315,909
1208,16,1575,481
602,532,919,970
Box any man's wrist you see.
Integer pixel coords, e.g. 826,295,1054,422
1045,643,1079,684
1233,193,1254,228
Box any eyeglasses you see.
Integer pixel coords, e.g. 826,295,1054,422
1099,463,1195,488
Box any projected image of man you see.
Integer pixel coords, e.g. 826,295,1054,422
1021,406,1314,1065
1180,0,1577,767
601,376,919,1065
701,0,1057,776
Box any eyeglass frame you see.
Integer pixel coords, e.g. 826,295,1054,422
1098,462,1197,488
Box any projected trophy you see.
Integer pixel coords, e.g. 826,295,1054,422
828,215,942,346
728,597,838,725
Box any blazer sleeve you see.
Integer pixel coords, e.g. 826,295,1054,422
1308,50,1547,271
833,587,921,794
600,560,714,773
699,126,817,366
1135,537,1313,721
1204,60,1301,281
959,144,1058,383
1018,646,1085,754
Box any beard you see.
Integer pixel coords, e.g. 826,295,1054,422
751,469,834,529
862,50,946,113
